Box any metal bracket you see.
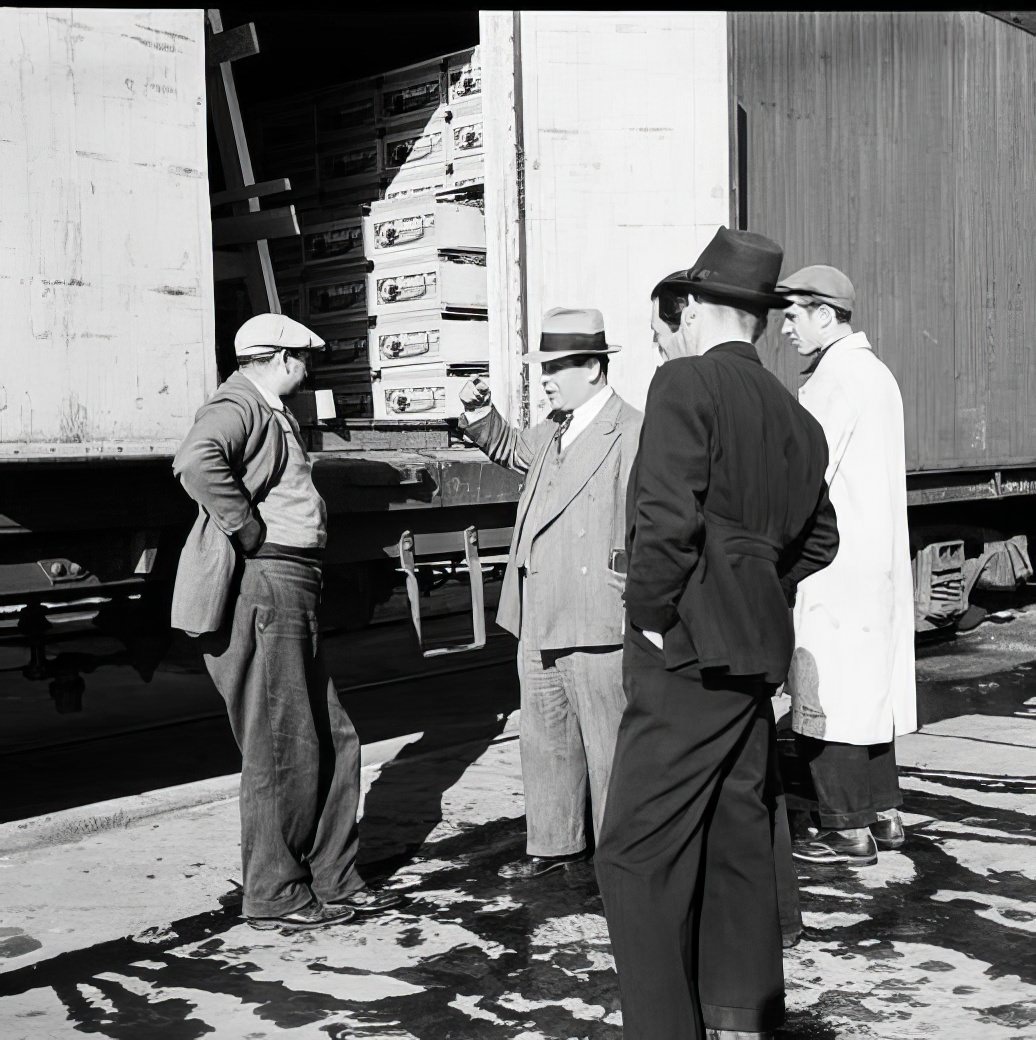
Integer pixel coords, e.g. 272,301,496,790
36,558,91,585
397,526,486,657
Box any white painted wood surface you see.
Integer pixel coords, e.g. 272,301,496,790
0,8,215,459
517,12,730,416
480,12,526,426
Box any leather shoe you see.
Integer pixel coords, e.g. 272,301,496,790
325,887,404,915
870,813,905,850
498,852,585,880
247,898,355,931
793,829,878,866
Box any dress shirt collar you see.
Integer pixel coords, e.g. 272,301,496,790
561,385,614,448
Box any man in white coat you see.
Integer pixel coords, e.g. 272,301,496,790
778,265,917,867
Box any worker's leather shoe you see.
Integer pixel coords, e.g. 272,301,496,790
793,829,878,866
325,887,404,915
869,812,905,850
498,852,586,880
247,899,355,931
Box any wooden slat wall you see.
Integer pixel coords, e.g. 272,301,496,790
734,11,1036,473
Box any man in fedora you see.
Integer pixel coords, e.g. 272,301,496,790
171,313,401,931
777,266,917,867
595,229,839,1040
457,306,642,881
648,273,805,953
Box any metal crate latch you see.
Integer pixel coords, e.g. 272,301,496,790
397,526,486,657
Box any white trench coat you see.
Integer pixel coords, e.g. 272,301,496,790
786,332,918,744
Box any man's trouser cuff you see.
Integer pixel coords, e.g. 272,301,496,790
702,997,786,1033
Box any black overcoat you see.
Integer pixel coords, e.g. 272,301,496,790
624,340,838,682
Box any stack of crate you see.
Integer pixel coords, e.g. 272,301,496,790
247,47,489,425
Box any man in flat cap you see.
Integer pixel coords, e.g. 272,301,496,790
778,266,917,867
171,313,401,931
457,307,642,881
596,228,839,1040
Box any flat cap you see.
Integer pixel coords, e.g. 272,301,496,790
776,265,856,313
234,313,326,357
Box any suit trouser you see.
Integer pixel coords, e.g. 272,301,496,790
770,748,803,943
202,557,363,918
796,735,902,829
517,579,625,857
596,627,785,1039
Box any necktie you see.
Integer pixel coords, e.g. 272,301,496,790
555,412,572,453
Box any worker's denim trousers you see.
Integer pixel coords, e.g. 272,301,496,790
202,557,363,918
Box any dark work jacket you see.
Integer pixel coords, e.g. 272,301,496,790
624,341,839,683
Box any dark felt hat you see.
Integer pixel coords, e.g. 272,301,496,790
658,227,792,311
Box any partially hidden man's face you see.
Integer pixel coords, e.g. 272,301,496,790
540,355,602,413
650,297,682,363
781,298,828,357
278,348,311,394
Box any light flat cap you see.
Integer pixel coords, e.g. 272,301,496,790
776,265,856,313
235,312,326,357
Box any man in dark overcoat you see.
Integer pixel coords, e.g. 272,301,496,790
595,228,840,1040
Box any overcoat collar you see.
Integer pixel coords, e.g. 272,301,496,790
804,330,873,378
705,340,763,365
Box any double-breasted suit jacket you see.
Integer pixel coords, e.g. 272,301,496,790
461,391,643,649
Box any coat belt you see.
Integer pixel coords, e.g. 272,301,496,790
705,514,780,564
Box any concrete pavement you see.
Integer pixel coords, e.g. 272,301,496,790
2,609,1036,1038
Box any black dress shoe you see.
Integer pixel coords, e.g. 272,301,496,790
325,887,404,915
869,814,905,850
498,852,585,880
247,898,355,931
793,829,878,866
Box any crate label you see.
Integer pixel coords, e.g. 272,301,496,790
372,212,435,250
309,278,366,315
304,224,363,263
383,177,447,201
377,327,438,361
452,120,483,154
384,385,445,415
326,144,378,179
318,95,376,132
448,63,482,103
324,330,368,364
334,389,374,417
385,130,444,169
376,270,436,305
382,78,442,119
